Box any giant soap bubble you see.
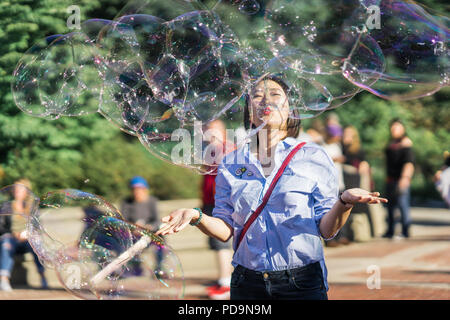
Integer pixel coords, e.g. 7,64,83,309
12,33,104,119
0,185,184,300
343,0,449,100
11,0,449,173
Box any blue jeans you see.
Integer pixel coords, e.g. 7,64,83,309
386,182,411,237
230,262,328,300
0,235,45,278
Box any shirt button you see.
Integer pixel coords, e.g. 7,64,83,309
263,273,269,279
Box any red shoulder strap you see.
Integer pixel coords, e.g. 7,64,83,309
236,142,306,249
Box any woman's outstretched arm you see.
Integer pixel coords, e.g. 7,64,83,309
155,208,233,242
319,188,388,239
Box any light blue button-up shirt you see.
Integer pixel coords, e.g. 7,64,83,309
212,137,339,290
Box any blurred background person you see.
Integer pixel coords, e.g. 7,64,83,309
323,113,346,191
323,114,348,246
342,126,375,241
434,151,450,208
0,179,47,291
120,176,163,275
325,112,342,138
201,119,235,300
383,119,415,239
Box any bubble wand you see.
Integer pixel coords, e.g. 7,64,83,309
89,231,160,286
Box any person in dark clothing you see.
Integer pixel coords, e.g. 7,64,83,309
120,176,163,275
383,119,415,239
121,177,159,230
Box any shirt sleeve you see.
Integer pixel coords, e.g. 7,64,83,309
310,147,340,239
211,163,234,228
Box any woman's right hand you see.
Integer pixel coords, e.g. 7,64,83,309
155,208,200,236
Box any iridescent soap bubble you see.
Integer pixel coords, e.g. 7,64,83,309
21,188,184,300
345,0,449,100
54,215,134,299
27,189,125,269
77,219,184,299
12,33,103,119
99,55,189,136
165,10,248,122
100,62,158,134
107,4,251,171
144,54,189,110
137,117,220,174
264,0,366,59
92,14,172,134
166,10,222,67
213,0,365,110
238,0,261,15
263,0,386,108
95,15,167,75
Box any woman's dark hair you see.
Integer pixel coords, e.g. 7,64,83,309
244,75,301,138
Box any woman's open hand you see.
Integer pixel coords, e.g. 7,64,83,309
155,208,199,236
341,188,388,205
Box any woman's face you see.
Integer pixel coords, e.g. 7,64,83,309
390,122,405,139
249,79,290,130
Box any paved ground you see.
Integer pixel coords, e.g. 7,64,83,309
0,200,448,300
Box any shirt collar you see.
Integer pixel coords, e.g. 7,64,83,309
282,136,298,148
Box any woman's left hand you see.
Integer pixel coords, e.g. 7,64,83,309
341,188,388,205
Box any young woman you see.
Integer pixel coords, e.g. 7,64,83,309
156,76,387,300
